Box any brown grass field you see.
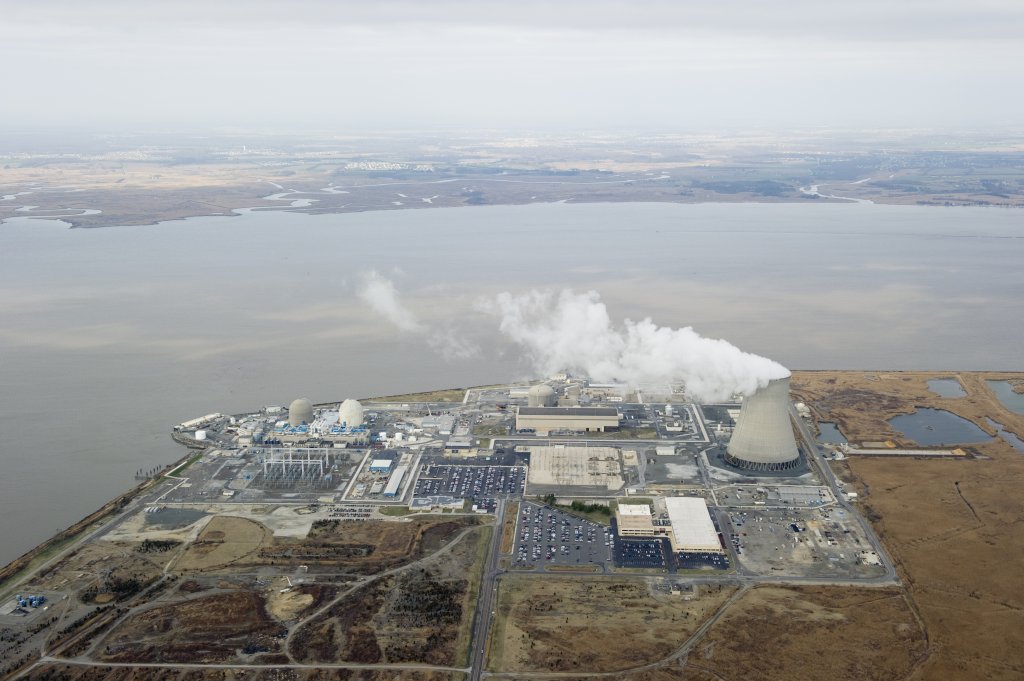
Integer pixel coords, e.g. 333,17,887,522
791,371,1024,680
500,501,520,555
689,586,926,681
264,516,480,573
21,666,466,681
173,516,270,572
487,576,736,673
99,591,283,663
290,526,489,666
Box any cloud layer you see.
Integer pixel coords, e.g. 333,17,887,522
2,1,1021,130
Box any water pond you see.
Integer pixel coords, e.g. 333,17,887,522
985,418,1024,453
889,408,991,446
927,378,966,398
817,422,848,445
987,381,1024,414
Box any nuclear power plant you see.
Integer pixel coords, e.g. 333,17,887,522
724,376,801,471
338,398,364,428
288,397,314,426
527,384,558,407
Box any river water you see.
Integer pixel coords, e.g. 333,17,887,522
1,201,1022,566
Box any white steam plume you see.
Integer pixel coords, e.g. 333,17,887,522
357,271,479,360
358,271,424,333
489,289,789,402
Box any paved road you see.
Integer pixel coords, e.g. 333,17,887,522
790,405,899,584
469,498,506,681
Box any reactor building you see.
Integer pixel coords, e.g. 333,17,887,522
338,398,364,428
724,377,801,471
527,384,558,407
288,398,314,427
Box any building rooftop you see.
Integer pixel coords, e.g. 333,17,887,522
517,407,618,417
618,503,653,516
664,496,721,552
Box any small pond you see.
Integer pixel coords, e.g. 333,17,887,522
888,408,991,446
985,418,1024,453
987,380,1024,414
927,378,966,398
817,422,848,445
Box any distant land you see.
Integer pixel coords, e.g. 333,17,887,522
2,129,1024,229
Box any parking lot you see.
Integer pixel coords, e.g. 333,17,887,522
614,536,670,570
512,502,612,569
414,464,526,500
677,551,729,571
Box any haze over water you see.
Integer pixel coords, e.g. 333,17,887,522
1,201,1022,565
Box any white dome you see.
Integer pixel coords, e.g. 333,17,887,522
338,398,364,428
288,398,314,426
527,384,557,407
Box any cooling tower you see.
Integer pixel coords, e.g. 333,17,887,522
527,384,557,407
288,398,314,427
725,377,800,471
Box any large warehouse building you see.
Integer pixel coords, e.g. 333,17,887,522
664,497,724,553
515,407,619,435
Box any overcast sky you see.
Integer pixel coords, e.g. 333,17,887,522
3,0,1023,132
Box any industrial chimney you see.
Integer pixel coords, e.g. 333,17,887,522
724,377,800,471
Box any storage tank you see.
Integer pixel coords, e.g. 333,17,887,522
527,384,557,407
724,377,800,471
195,430,207,441
288,398,314,427
338,398,364,428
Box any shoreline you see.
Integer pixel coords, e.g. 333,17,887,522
3,370,1021,587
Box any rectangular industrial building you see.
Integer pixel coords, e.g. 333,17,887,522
527,446,624,490
516,407,619,435
369,459,393,473
616,503,657,537
383,465,407,497
664,496,723,553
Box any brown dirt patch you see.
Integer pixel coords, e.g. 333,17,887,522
174,516,270,572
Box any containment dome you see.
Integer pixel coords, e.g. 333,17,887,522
338,398,364,428
288,398,314,427
527,384,558,408
724,377,800,471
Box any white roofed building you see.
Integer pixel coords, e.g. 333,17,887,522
664,497,723,553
